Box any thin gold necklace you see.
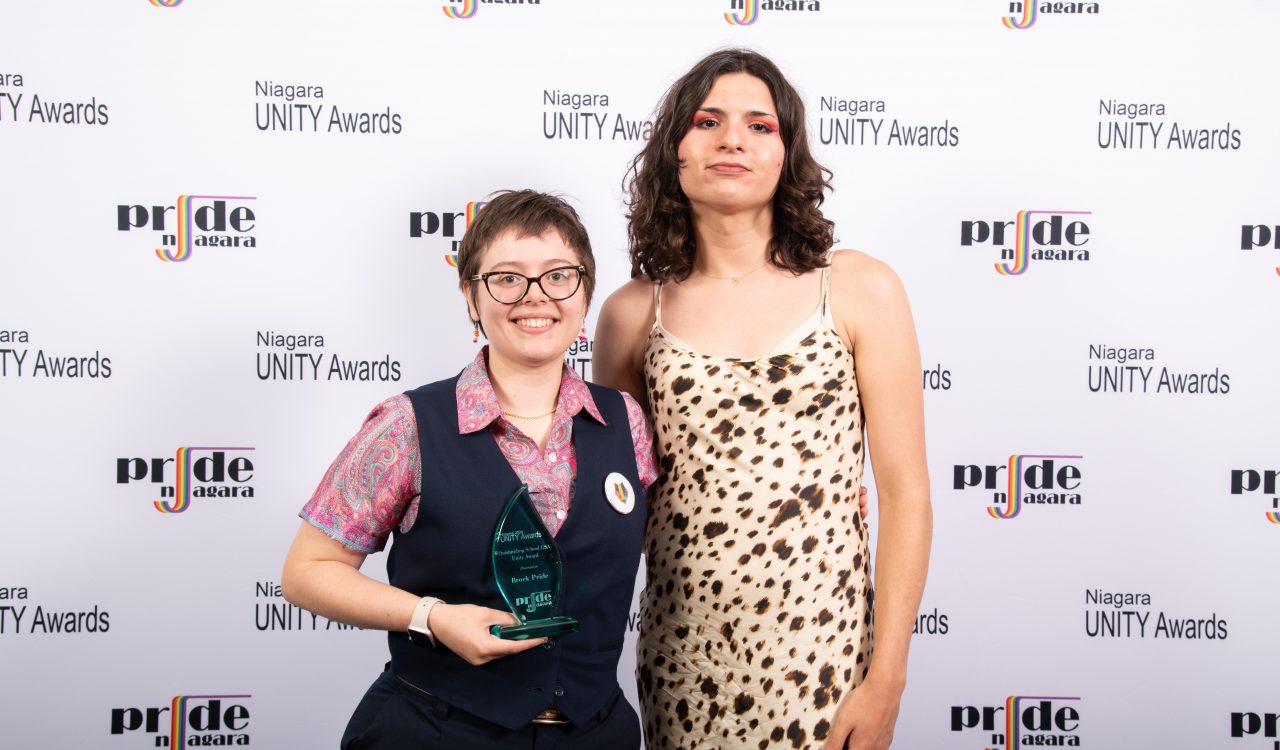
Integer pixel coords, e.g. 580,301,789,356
502,407,557,420
698,262,768,286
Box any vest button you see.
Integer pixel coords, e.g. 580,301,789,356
553,685,565,697
542,640,556,650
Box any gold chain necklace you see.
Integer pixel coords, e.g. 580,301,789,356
502,407,557,420
698,263,768,286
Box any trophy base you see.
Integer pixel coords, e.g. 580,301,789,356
490,616,579,640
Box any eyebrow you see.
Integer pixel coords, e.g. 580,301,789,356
485,259,579,271
697,106,779,119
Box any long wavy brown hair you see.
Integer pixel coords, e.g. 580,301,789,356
624,49,834,282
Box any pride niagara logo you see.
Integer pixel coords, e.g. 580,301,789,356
959,209,1093,276
951,695,1083,748
116,446,257,514
116,194,258,263
110,694,253,747
953,454,1084,520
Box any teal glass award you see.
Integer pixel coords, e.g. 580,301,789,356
488,485,579,640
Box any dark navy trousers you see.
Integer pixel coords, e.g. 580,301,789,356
340,667,641,750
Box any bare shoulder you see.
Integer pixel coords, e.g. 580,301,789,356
829,249,909,312
593,276,656,398
598,275,657,332
828,249,921,371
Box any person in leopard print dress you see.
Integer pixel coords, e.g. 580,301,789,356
596,50,932,750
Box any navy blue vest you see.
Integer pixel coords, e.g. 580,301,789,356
386,375,646,730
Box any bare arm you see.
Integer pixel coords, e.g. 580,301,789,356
824,251,933,750
281,522,416,630
281,522,546,664
592,277,655,407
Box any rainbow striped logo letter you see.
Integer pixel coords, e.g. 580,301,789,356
725,0,760,26
443,199,488,267
444,0,477,19
1003,2,1037,29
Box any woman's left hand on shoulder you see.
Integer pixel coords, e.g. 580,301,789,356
821,676,903,750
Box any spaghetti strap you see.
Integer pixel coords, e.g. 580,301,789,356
820,255,835,328
652,280,664,328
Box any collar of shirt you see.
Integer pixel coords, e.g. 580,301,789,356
454,346,605,435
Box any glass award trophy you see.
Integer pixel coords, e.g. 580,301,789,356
488,485,579,640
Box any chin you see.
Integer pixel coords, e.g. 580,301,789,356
505,336,574,365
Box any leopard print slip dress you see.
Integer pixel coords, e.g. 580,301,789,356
637,263,873,750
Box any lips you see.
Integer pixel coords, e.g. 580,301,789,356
709,161,750,173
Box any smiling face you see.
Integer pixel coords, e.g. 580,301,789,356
466,228,587,372
676,72,785,215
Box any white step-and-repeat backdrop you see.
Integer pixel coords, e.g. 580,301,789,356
2,1,1277,748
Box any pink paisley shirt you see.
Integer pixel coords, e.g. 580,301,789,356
301,348,657,553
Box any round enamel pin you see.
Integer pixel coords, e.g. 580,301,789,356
604,472,636,515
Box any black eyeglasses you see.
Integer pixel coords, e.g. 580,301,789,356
470,265,587,304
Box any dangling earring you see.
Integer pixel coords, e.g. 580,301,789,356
472,322,480,343
578,322,588,344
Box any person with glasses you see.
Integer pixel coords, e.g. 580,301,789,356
594,50,932,750
282,189,655,749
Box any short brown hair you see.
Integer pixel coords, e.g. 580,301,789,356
456,190,596,327
624,49,834,281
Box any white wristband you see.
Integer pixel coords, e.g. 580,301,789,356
407,596,442,648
